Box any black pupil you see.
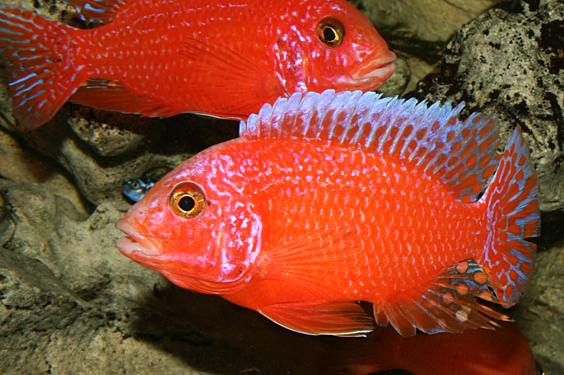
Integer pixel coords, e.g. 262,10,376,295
323,26,337,42
178,195,196,212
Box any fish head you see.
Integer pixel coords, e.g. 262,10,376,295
116,145,262,295
276,0,396,93
121,178,155,203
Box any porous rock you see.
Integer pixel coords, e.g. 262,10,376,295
407,0,564,213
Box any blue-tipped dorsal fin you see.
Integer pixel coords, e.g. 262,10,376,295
240,90,501,203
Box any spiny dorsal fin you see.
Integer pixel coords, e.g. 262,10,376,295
240,90,501,203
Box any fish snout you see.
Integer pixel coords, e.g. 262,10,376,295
351,50,397,85
116,218,163,256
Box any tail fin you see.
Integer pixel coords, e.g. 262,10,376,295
0,6,89,129
479,126,540,307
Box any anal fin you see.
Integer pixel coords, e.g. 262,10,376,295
374,260,510,337
70,79,179,118
259,300,374,337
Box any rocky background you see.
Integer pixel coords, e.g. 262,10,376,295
0,0,562,374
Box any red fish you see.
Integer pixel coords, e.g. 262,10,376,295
0,0,396,129
321,322,544,375
116,90,540,337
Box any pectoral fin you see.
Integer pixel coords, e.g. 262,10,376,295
259,224,360,300
179,38,285,118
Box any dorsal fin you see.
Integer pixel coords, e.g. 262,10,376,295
66,0,130,24
240,90,501,202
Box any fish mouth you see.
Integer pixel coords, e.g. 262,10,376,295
116,218,162,257
350,50,397,86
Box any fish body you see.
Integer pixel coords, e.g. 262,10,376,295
322,321,543,375
0,0,396,129
117,90,540,337
122,178,156,202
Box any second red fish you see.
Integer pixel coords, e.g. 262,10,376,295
117,90,540,338
0,0,396,129
321,321,543,375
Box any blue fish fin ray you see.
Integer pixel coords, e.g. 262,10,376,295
241,90,502,203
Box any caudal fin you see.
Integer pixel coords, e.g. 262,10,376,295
0,6,88,129
479,126,540,307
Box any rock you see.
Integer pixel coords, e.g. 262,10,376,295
66,107,155,157
352,0,500,42
1,182,157,291
0,125,89,218
515,239,564,375
0,248,87,373
19,109,238,209
0,194,14,246
406,0,564,213
0,182,332,375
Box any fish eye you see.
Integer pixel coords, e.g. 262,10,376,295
317,18,345,47
170,183,206,219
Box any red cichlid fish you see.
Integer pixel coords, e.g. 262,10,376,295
321,321,544,375
0,0,396,129
116,90,540,338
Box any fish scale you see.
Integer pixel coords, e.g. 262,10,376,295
207,139,476,298
117,90,539,338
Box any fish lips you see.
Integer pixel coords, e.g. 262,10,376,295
350,50,397,86
116,218,163,258
116,218,220,278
